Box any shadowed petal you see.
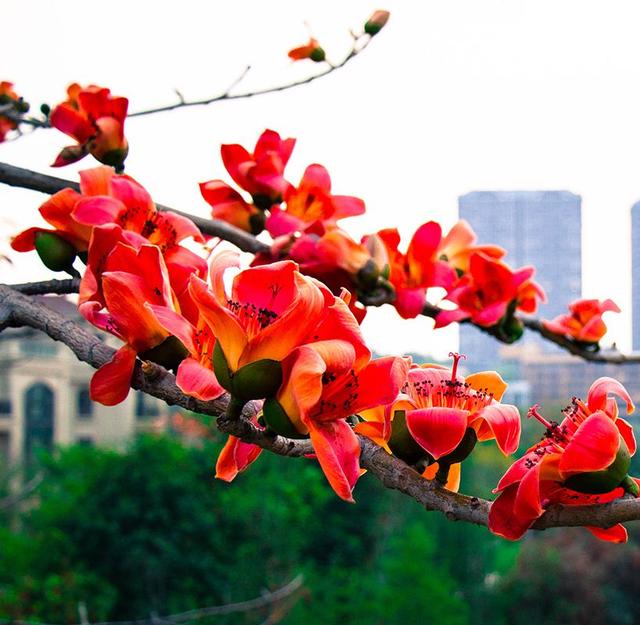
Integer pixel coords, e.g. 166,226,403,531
406,407,468,459
90,345,137,405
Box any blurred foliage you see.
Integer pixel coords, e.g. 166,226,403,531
1,431,639,624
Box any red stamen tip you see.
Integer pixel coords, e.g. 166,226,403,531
448,352,467,381
527,404,553,429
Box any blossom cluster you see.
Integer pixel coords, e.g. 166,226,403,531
8,78,635,542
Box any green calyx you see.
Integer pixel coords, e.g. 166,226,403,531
96,147,128,172
439,428,478,465
564,438,633,495
248,211,266,236
34,232,77,273
310,47,326,62
213,341,283,402
356,259,381,291
262,397,308,439
388,410,432,466
140,335,189,372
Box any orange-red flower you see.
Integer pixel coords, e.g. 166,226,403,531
437,219,505,275
288,38,326,62
266,164,365,237
50,83,128,169
357,353,521,491
220,129,295,208
374,222,456,319
258,293,409,501
435,252,545,329
199,180,264,234
80,244,188,405
188,252,331,400
489,377,638,543
543,298,620,343
0,82,27,142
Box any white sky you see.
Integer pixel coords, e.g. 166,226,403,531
3,0,640,359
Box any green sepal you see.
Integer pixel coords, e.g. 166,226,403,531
140,335,189,372
212,341,234,394
213,342,283,401
388,410,431,466
438,428,478,465
564,438,632,495
356,259,380,291
263,397,308,439
34,232,77,273
310,47,326,62
249,211,266,236
233,359,283,401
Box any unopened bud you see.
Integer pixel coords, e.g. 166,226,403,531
309,47,326,62
364,10,390,36
34,232,77,273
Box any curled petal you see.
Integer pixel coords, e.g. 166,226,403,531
215,436,262,482
176,357,225,401
307,420,361,502
586,524,628,543
472,403,521,455
559,412,620,476
489,485,536,541
616,417,637,455
465,371,508,401
90,345,137,406
405,407,468,459
587,377,634,415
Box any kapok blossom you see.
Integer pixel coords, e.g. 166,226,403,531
50,83,129,169
288,38,326,62
434,252,545,329
80,244,190,405
0,82,28,142
188,251,332,400
220,129,295,208
373,222,456,319
364,10,391,35
357,353,521,492
543,298,620,343
489,377,638,543
216,289,409,501
199,179,264,234
266,164,365,237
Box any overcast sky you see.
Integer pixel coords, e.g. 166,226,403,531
3,0,640,359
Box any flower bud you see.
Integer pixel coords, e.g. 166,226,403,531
213,341,283,401
34,232,77,273
364,10,390,36
263,397,308,438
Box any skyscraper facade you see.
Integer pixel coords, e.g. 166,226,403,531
458,191,582,374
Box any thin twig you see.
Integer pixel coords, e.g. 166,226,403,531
1,283,639,533
127,37,372,118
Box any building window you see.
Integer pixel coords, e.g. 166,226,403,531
135,392,160,419
76,387,93,419
24,383,54,462
77,437,94,447
0,374,10,415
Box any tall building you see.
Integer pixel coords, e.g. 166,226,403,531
458,191,582,374
632,202,640,351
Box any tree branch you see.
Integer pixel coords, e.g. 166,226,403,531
10,278,80,295
0,162,270,255
1,283,639,534
2,160,636,364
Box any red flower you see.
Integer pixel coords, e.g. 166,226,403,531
357,353,521,491
220,129,295,207
544,298,620,343
288,38,326,62
188,251,332,400
199,180,264,234
50,83,128,169
0,82,27,142
80,244,187,405
435,252,545,329
266,164,365,237
374,222,456,319
489,377,638,543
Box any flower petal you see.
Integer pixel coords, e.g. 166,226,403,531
559,411,620,475
215,435,262,482
472,403,521,455
176,357,225,401
587,377,634,414
405,407,468,459
465,371,508,401
307,419,361,502
90,345,137,405
586,524,628,543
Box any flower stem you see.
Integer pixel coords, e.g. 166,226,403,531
435,463,451,486
225,396,246,421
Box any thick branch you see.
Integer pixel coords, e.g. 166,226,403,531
10,278,80,295
1,284,639,534
0,162,269,255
